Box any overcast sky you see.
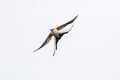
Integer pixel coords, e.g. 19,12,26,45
0,0,120,80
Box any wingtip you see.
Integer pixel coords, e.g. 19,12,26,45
33,48,40,52
33,49,37,52
75,15,79,19
72,15,78,22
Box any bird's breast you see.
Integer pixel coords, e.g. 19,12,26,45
51,29,59,38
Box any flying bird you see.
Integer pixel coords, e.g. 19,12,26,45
34,15,78,56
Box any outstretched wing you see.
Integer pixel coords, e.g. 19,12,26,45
56,15,78,30
33,33,52,52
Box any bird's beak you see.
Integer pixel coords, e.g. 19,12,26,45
50,29,53,31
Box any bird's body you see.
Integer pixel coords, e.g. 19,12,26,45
34,15,78,56
50,29,59,38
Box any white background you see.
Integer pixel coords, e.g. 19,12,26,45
0,0,120,80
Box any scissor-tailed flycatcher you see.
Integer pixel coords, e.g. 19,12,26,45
34,15,78,56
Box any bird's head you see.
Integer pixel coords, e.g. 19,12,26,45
50,29,54,31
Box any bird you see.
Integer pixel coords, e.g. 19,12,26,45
33,15,78,56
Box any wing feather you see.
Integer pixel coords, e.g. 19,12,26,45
33,33,52,52
56,15,78,30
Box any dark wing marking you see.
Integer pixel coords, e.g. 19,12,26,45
56,15,78,30
33,33,52,52
63,25,74,34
